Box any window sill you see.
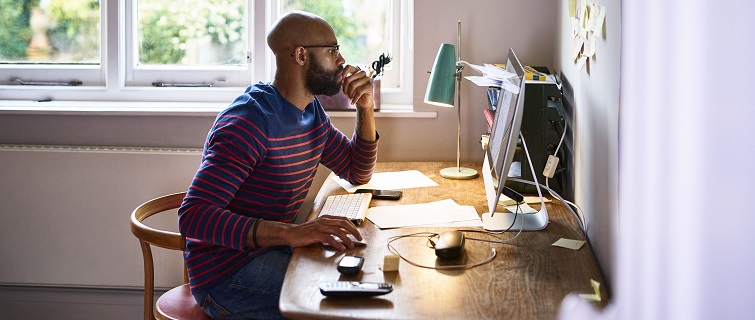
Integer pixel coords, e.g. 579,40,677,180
0,100,436,118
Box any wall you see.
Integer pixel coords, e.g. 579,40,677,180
0,0,558,289
561,1,755,319
554,0,621,292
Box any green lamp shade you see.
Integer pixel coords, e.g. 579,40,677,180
424,43,457,107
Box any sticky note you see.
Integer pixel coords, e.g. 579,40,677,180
579,279,602,302
585,34,596,57
577,56,588,70
552,238,586,250
569,0,577,17
572,38,584,61
380,254,400,272
596,6,607,34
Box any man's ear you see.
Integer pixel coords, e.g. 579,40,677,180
293,48,307,66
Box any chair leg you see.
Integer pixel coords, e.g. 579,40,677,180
140,241,156,320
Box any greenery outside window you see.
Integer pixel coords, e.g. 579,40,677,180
0,0,413,108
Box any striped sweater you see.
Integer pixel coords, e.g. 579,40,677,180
178,83,378,293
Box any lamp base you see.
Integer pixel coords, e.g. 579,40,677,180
439,167,479,180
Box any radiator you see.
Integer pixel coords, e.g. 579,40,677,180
0,144,203,289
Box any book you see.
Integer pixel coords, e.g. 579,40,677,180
523,66,547,81
492,64,548,81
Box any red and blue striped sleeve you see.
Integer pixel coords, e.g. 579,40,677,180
320,122,378,185
178,113,268,251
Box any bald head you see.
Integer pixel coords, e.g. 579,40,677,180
267,11,335,57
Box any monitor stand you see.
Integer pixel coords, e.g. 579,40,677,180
481,134,548,231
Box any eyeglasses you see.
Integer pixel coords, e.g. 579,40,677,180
290,45,341,58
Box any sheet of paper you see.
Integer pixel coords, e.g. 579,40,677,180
366,199,480,229
463,64,519,93
579,279,602,302
552,238,586,250
465,76,502,87
482,64,518,80
415,206,483,228
332,170,438,193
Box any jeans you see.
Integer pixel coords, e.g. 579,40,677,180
193,246,292,320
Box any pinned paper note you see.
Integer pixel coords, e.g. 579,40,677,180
572,18,580,37
573,1,606,68
568,0,577,17
581,34,596,58
572,37,584,61
579,279,602,302
552,238,586,250
595,6,607,34
576,56,588,70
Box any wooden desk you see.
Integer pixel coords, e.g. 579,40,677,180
280,162,606,319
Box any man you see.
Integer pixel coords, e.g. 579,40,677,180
178,11,378,319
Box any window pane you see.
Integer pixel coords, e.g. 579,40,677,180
279,0,391,69
136,0,247,67
0,0,101,64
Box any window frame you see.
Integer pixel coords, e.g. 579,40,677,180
0,0,413,108
123,0,254,88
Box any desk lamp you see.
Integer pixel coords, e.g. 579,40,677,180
424,21,479,180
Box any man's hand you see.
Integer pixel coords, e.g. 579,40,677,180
341,64,377,141
289,216,362,250
251,216,362,251
341,64,374,110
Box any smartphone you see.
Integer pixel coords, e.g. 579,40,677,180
355,189,402,200
337,255,365,275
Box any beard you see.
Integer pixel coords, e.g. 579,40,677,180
305,53,343,96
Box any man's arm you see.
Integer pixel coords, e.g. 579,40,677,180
247,217,362,251
342,64,376,142
249,64,377,251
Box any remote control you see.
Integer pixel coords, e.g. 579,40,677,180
319,281,393,298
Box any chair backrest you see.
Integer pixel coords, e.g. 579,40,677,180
130,192,188,320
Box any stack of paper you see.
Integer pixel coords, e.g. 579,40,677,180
463,63,521,94
366,199,482,229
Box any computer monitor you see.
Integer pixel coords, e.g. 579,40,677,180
481,48,548,231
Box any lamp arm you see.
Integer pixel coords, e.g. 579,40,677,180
456,60,474,68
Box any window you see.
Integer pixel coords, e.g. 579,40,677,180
126,0,251,88
0,0,103,86
0,0,413,107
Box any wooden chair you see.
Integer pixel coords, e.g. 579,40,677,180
130,192,211,320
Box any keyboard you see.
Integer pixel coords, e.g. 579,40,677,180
317,193,373,226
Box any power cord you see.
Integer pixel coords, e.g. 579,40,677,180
385,205,526,270
540,118,588,234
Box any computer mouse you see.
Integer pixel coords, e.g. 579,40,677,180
434,231,464,259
